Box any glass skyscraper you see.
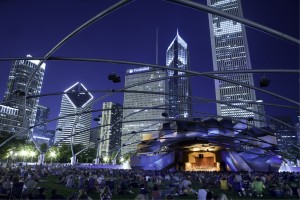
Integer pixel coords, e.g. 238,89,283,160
98,102,123,160
166,31,192,120
54,82,93,146
207,0,265,127
32,105,50,145
121,67,166,156
0,55,45,135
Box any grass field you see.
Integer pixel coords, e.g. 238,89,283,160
36,175,299,200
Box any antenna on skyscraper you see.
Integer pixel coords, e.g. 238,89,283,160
156,27,158,65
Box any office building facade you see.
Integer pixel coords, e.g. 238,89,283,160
32,105,50,145
54,82,93,147
207,0,265,127
269,116,298,163
0,55,45,135
166,31,192,120
98,102,123,160
121,67,166,156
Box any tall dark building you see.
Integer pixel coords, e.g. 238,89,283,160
166,30,192,120
269,116,298,163
99,102,123,160
0,55,46,135
32,105,50,145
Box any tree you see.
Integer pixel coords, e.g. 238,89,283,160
40,143,48,154
57,143,72,163
0,131,28,161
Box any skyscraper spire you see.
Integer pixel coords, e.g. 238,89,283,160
166,32,192,119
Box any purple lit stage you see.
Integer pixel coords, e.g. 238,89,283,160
131,119,282,172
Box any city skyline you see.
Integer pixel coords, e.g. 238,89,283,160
0,0,299,132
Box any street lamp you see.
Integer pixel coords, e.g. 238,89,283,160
20,150,27,163
7,150,13,163
13,152,18,162
50,151,56,164
103,156,108,163
30,151,36,163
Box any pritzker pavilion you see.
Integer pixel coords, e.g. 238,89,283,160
0,0,299,173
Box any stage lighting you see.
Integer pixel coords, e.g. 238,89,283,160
108,73,121,83
108,73,117,80
259,76,270,87
162,112,168,117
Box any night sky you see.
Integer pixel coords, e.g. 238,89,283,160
0,0,299,131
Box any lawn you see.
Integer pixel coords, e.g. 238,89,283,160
37,175,299,200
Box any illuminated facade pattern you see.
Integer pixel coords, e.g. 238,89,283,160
99,102,123,159
166,31,192,119
207,0,264,127
54,82,93,146
0,55,45,134
121,67,166,156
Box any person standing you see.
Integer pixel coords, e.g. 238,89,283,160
197,185,207,200
251,177,265,197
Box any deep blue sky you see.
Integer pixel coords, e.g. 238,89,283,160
0,0,299,130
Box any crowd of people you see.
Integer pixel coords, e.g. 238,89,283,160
0,162,299,200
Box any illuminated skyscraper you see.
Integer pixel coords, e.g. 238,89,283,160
54,82,93,146
207,0,265,127
0,55,45,135
121,67,166,156
98,102,122,160
166,30,192,119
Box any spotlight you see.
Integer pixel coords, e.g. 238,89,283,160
108,73,117,80
112,76,121,83
108,73,121,83
162,112,168,117
259,76,270,87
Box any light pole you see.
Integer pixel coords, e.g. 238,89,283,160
30,151,36,163
20,150,27,163
50,151,56,164
7,150,13,164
